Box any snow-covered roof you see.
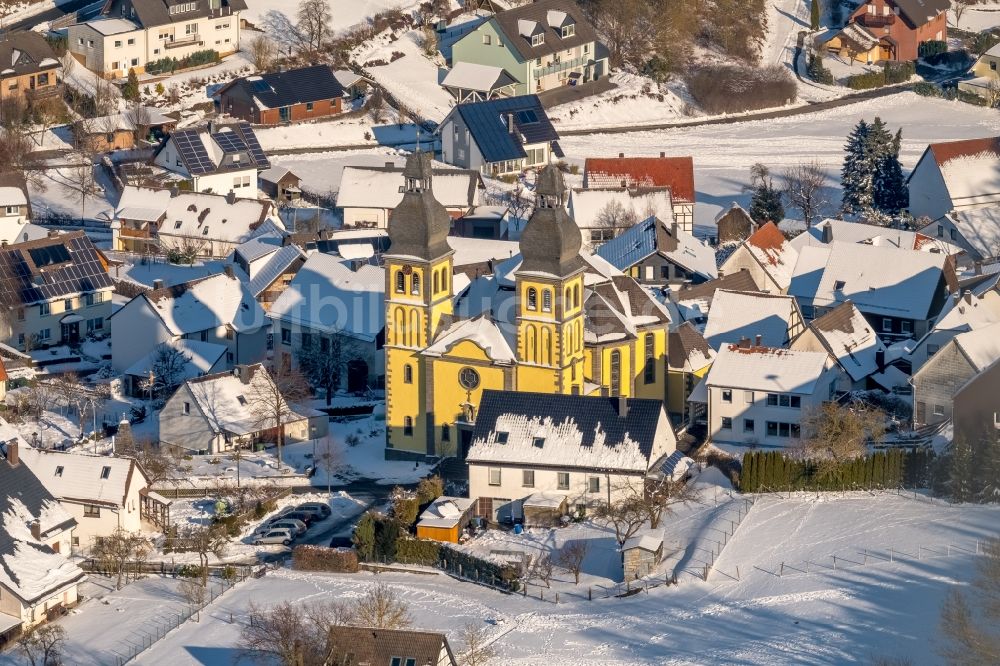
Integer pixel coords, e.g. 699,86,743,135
138,272,268,336
84,106,173,133
932,288,1000,335
0,186,26,206
788,242,952,320
807,301,886,382
791,218,960,255
268,252,384,341
337,166,482,210
948,206,1000,260
423,315,516,363
521,491,567,509
123,339,228,382
833,22,878,50
668,321,715,373
0,221,48,245
595,217,717,281
953,321,1000,371
706,344,833,394
567,188,673,230
332,70,365,89
417,496,474,529
927,137,1000,206
17,447,147,508
447,236,520,268
442,62,517,93
703,289,800,350
738,222,798,291
84,18,140,35
233,235,282,267
623,533,663,552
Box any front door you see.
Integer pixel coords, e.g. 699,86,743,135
279,106,291,123
61,321,79,345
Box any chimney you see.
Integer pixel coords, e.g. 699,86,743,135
975,260,983,276
48,230,59,238
659,152,665,158
670,220,678,238
738,337,752,349
617,395,629,418
281,234,291,247
30,520,40,541
152,278,165,290
385,161,394,169
964,289,972,305
618,152,624,158
224,264,234,279
235,364,255,384
875,349,886,372
5,440,18,466
821,223,833,244
755,334,762,347
226,191,237,205
170,185,180,198
507,113,515,134
207,120,215,135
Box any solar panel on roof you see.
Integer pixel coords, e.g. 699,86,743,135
212,131,248,154
173,130,216,175
27,244,70,268
251,79,271,93
236,122,270,169
515,109,538,124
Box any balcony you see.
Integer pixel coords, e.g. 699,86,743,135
857,13,896,28
164,36,203,50
119,226,156,239
533,56,588,80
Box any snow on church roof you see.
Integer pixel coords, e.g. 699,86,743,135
423,315,516,363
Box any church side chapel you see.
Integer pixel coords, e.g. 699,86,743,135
385,152,671,460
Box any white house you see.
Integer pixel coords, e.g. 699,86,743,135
926,205,1000,264
158,364,328,454
912,322,1000,426
698,342,845,448
67,0,244,79
907,136,1000,221
567,187,675,249
151,122,268,198
719,222,799,294
909,285,1000,372
0,441,85,641
0,173,46,245
466,390,677,522
337,164,483,229
790,301,888,391
109,269,269,383
123,338,229,398
16,447,155,549
702,289,805,351
789,218,961,256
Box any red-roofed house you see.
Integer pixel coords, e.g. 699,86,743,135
583,153,695,232
908,137,1000,221
718,222,799,294
824,0,949,63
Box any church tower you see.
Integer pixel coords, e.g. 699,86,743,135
384,151,454,459
514,165,586,395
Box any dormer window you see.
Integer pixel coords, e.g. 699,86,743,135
100,466,111,479
532,33,544,47
561,24,575,38
55,466,64,477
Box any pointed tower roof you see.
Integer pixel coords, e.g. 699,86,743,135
518,165,585,277
386,150,453,261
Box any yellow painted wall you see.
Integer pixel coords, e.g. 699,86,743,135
428,346,507,458
667,364,711,420
633,328,667,402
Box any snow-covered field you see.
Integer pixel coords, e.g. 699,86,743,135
243,0,420,34
38,491,991,666
950,6,1000,32
362,30,455,121
269,148,406,196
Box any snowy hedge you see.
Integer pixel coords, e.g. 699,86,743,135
292,545,359,573
738,448,933,493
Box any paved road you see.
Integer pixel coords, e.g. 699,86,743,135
1,0,94,33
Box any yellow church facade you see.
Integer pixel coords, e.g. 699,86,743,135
384,156,672,460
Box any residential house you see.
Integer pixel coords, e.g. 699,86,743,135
109,269,269,384
665,270,762,328
958,43,1000,100
0,441,84,644
16,448,156,549
703,289,805,351
258,166,302,203
714,203,757,245
928,206,1000,264
449,0,609,96
151,121,269,197
123,338,229,398
74,105,175,152
719,222,799,294
67,0,244,79
0,232,114,351
112,186,281,258
0,32,61,105
909,285,1000,371
466,390,677,522
595,217,718,287
912,322,1000,426
451,205,517,240
158,364,328,454
667,322,715,425
567,187,674,249
217,65,345,125
823,0,948,63
438,95,562,176
907,137,1000,221
231,237,307,311
441,61,519,102
788,241,957,341
338,163,483,228
583,154,696,233
789,217,961,256
698,342,845,447
325,627,457,666
269,252,385,393
951,357,1000,449
790,301,888,391
0,172,47,245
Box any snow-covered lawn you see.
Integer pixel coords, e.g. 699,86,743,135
269,148,406,196
29,165,115,222
560,91,1000,232
547,72,692,131
255,113,421,151
138,51,255,114
104,253,229,288
950,6,1000,32
243,0,420,34
166,452,305,489
361,30,455,121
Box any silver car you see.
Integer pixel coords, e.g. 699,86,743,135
266,518,307,536
253,528,293,546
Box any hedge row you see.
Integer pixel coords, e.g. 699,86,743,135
146,49,219,75
292,545,359,573
846,62,915,90
738,449,932,492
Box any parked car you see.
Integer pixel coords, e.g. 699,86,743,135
281,510,317,525
295,503,331,519
253,528,293,546
266,518,307,536
329,535,353,549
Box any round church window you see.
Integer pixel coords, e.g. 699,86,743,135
458,367,480,390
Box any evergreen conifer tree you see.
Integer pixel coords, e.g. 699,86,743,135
748,163,785,223
949,438,975,503
872,125,908,219
841,120,872,215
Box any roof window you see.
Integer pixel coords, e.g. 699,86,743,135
100,466,111,479
496,431,509,444
532,437,545,448
54,466,64,477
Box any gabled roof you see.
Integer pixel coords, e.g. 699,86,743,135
0,232,114,308
490,0,601,62
424,314,516,363
451,95,559,163
953,321,1000,371
789,241,953,320
326,626,455,666
567,187,674,231
113,0,248,29
442,62,518,93
123,339,228,382
337,165,482,210
674,269,761,303
221,65,344,109
584,156,695,203
807,301,886,382
706,344,833,394
595,217,717,281
914,136,1000,206
889,0,950,28
468,390,668,473
159,121,268,176
248,244,306,297
790,218,960,255
703,289,801,350
948,206,1000,260
17,448,147,509
0,31,60,77
737,222,799,291
134,271,267,336
668,321,715,373
81,106,174,133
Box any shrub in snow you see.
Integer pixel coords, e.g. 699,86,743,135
686,65,797,115
292,544,359,573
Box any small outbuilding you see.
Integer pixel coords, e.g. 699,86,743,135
415,496,476,543
622,533,663,580
259,166,303,203
521,491,568,527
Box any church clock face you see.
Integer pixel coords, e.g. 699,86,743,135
458,367,480,390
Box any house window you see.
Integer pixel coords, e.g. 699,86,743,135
403,416,414,436
16,308,23,321
609,350,621,397
115,40,122,48
542,289,552,312
526,287,537,310
488,468,501,486
744,418,755,433
522,470,534,487
937,225,943,237
442,424,450,441
901,320,913,334
532,437,545,448
83,505,100,518
225,328,234,341
561,24,575,38
306,102,314,111
395,271,405,293
54,466,64,477
183,401,191,415
483,34,491,45
721,417,733,430
557,472,569,490
882,318,893,332
992,61,998,71
933,405,945,416
128,38,135,45
281,328,291,345
64,298,73,311
644,334,655,384
403,364,413,384
588,476,600,493
722,389,732,403
39,302,49,316
532,33,544,46
39,328,50,340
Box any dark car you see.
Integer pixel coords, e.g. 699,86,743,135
281,510,316,525
329,535,354,549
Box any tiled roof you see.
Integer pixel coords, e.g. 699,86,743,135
124,0,248,28
584,156,695,203
703,289,800,350
742,222,798,291
675,269,760,302
927,136,1000,168
808,301,885,382
222,65,344,109
453,95,558,163
0,31,59,77
890,0,951,28
0,232,114,308
668,321,715,372
490,0,601,62
326,626,454,666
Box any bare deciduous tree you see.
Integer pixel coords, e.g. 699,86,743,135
595,495,647,547
459,621,497,666
556,540,589,585
179,524,228,587
129,439,180,486
781,161,830,229
297,0,333,52
796,402,886,476
594,199,639,242
637,476,700,529
92,527,150,590
248,33,278,71
314,436,343,494
939,536,1000,665
528,553,554,588
16,623,65,666
296,333,364,405
245,363,310,464
351,582,411,629
179,578,207,609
